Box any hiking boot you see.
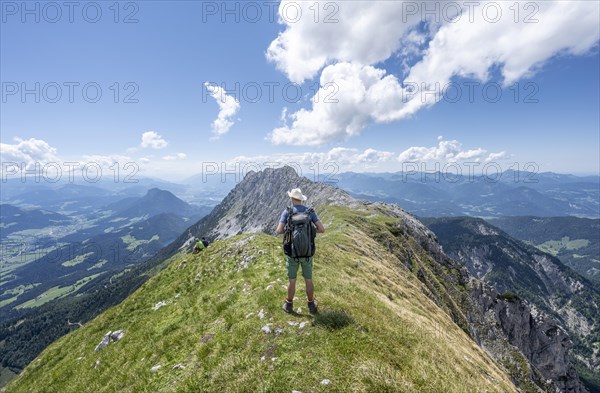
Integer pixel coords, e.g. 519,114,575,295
282,300,293,314
307,300,318,315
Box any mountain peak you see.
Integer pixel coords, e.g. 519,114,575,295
146,187,164,195
242,165,312,187
112,187,200,219
182,166,356,242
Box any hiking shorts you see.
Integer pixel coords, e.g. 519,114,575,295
286,256,313,280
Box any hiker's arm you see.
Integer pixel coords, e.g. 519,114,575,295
315,220,325,234
276,222,285,235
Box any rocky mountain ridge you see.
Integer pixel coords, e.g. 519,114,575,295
179,166,357,244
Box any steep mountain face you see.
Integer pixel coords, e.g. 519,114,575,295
488,216,600,285
424,217,599,391
365,206,588,392
468,281,584,392
2,167,589,392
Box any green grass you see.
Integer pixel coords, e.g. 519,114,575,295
313,310,354,330
537,236,590,256
87,259,109,271
62,252,95,267
15,274,103,309
1,283,40,297
121,234,160,251
0,296,19,308
6,205,517,393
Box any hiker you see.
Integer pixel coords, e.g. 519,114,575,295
277,188,325,314
201,237,209,248
193,237,207,253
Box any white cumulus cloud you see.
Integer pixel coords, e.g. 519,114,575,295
204,82,241,138
0,138,59,168
267,1,424,84
141,131,168,149
267,1,600,146
270,62,406,145
397,137,507,164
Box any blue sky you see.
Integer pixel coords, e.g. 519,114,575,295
1,1,599,181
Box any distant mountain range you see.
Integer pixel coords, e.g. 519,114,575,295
3,169,597,218
330,170,600,218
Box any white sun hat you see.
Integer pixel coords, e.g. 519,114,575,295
287,188,307,201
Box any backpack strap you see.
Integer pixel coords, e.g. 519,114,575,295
284,206,293,232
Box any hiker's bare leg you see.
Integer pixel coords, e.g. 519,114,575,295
287,279,296,301
305,279,314,302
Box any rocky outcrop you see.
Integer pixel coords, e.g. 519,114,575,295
468,281,587,393
94,330,125,352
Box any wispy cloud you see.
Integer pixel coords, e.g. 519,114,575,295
204,82,241,138
163,153,187,161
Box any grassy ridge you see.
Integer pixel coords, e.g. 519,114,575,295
6,206,516,393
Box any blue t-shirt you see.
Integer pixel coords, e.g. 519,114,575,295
279,205,319,224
